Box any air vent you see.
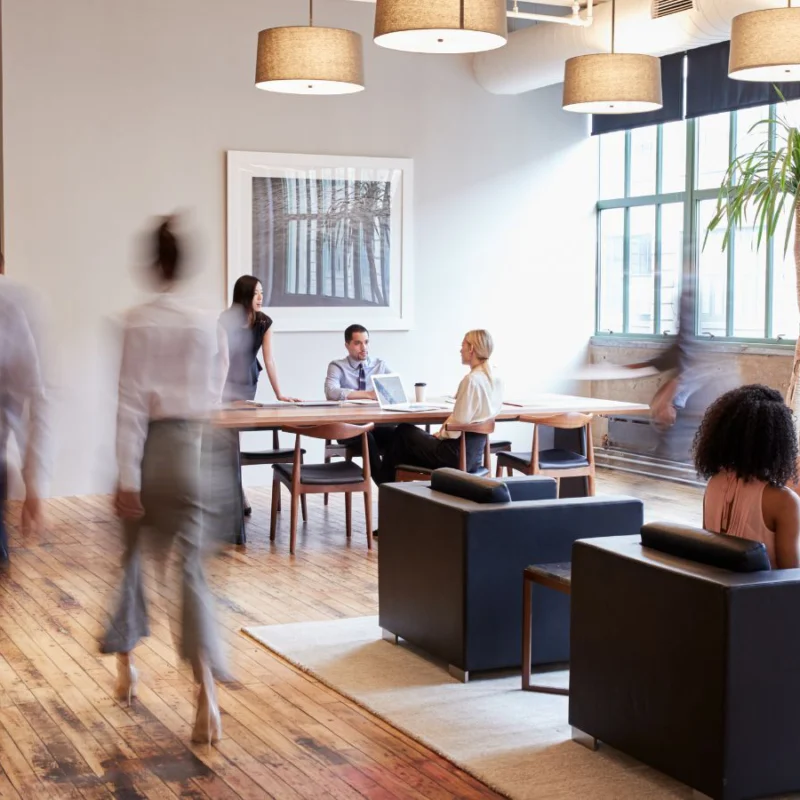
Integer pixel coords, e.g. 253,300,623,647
652,0,694,19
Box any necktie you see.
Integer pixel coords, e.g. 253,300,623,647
358,364,366,391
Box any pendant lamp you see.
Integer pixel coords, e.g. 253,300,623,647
255,0,364,95
562,0,662,114
374,0,507,54
729,1,800,82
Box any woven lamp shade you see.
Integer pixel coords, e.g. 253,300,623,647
374,0,507,54
255,26,364,95
563,53,663,114
729,8,800,82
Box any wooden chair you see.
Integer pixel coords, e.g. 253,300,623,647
495,413,595,496
489,438,512,472
271,423,375,555
395,420,495,482
240,428,306,519
322,439,359,506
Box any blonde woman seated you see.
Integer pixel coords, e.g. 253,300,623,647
693,384,800,569
376,330,503,485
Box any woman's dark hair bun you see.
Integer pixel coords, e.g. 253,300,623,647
153,214,181,281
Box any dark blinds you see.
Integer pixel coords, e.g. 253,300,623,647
686,40,800,119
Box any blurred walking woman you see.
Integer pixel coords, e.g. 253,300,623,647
218,275,297,403
101,217,226,744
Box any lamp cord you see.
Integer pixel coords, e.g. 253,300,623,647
611,0,616,54
309,0,314,26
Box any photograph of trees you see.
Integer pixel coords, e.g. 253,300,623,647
253,175,393,308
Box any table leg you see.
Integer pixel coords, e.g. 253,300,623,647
522,574,532,690
233,435,246,546
523,576,569,695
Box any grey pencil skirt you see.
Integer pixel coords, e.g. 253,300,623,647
100,420,227,681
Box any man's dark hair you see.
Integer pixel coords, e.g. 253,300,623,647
693,384,798,487
345,324,369,343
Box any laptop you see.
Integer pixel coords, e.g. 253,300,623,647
372,374,449,412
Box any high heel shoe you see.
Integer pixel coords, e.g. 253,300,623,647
191,666,222,744
115,654,138,706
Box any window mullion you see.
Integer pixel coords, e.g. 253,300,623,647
653,126,663,335
623,207,631,333
621,130,632,333
684,118,698,335
726,112,737,338
766,104,777,338
595,211,602,333
654,204,662,335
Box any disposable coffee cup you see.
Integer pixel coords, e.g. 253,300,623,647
414,382,427,403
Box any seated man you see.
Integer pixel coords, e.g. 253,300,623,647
324,324,394,478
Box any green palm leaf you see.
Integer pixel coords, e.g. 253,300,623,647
706,102,800,258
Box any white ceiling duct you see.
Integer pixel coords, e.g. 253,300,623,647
473,0,782,95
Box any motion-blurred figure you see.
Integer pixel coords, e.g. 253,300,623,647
624,287,739,462
100,217,227,744
0,254,50,561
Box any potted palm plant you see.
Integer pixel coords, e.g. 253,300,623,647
707,100,800,412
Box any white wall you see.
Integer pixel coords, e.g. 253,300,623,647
3,0,598,497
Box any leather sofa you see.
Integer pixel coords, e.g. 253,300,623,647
378,469,643,681
569,523,800,800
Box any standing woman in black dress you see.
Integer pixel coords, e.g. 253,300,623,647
219,276,299,516
219,276,298,404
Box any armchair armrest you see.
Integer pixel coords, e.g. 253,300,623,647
502,475,557,502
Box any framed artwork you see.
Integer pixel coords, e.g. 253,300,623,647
227,151,414,331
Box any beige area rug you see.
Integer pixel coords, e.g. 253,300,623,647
242,616,693,800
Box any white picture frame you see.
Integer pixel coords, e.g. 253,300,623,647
227,150,414,332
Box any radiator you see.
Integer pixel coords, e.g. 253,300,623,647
605,415,658,454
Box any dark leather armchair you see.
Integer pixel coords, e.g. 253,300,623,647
569,524,800,800
378,469,643,681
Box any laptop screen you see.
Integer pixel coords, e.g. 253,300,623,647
372,374,408,406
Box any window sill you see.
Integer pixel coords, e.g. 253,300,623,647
590,334,796,358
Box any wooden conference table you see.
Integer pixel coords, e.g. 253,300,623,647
215,393,650,430
214,393,651,544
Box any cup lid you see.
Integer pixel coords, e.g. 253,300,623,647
414,382,427,386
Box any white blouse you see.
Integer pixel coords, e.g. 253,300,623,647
116,292,222,492
439,364,504,440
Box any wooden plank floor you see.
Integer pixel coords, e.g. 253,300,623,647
0,470,704,799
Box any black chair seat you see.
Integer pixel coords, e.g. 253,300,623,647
273,461,365,486
489,440,512,453
395,464,490,478
539,448,589,469
241,448,303,465
498,449,589,470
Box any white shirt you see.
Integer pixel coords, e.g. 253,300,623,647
116,291,222,492
439,364,504,440
0,279,50,496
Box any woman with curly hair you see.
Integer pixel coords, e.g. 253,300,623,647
693,384,800,568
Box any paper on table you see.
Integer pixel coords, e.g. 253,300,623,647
572,364,660,381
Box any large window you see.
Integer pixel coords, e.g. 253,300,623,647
596,104,800,342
